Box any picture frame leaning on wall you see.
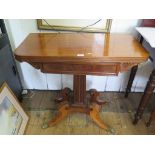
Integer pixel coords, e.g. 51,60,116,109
37,19,112,33
0,82,28,135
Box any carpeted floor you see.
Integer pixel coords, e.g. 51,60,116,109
21,90,155,135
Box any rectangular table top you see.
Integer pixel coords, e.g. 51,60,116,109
14,33,148,63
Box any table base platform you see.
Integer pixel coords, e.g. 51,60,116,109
42,84,112,132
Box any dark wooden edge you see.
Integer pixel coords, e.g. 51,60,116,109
14,54,148,64
140,19,155,27
17,60,145,76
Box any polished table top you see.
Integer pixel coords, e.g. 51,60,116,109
15,33,148,63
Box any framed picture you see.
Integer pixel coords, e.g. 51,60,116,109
37,19,112,33
0,83,28,135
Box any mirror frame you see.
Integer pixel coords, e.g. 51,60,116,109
37,19,112,33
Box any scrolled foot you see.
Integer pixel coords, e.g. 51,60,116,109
89,89,107,105
55,87,71,103
89,103,108,130
48,103,70,127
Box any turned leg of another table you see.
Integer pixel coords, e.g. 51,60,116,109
125,65,138,98
133,69,155,125
146,108,155,127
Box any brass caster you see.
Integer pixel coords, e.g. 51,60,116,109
106,127,116,134
42,123,49,129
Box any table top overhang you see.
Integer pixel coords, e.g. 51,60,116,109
14,33,148,63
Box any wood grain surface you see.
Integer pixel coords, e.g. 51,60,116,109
14,33,148,63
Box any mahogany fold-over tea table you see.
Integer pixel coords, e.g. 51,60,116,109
14,33,148,132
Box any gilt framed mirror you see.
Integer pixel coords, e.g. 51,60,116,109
37,19,112,33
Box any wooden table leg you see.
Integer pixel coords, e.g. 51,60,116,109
55,87,71,103
89,89,107,105
146,109,155,127
73,75,86,105
133,69,155,125
88,89,113,132
89,103,108,130
125,65,138,98
47,102,70,127
43,74,110,131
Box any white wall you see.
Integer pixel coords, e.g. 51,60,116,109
5,19,153,92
